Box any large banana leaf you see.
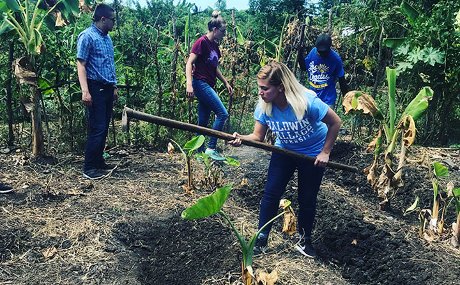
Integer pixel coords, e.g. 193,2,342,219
5,0,20,11
181,185,232,220
0,15,14,34
61,0,80,15
0,2,9,12
383,38,405,49
183,135,205,153
402,87,433,120
400,1,419,25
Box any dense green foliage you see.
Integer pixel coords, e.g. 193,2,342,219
1,0,459,155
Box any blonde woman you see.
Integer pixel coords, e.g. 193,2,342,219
186,11,233,160
229,61,341,258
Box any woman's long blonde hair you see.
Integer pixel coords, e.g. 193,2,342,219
257,61,310,120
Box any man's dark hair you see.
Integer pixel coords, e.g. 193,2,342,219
93,3,114,22
315,33,332,52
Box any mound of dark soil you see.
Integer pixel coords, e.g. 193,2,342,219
0,142,459,284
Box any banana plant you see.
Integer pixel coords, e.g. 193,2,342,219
0,0,81,156
182,185,290,285
343,67,433,207
430,162,460,247
0,0,79,56
405,162,460,246
169,135,205,193
429,162,449,235
195,152,240,190
449,183,460,248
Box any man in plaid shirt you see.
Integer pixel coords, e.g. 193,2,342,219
77,3,117,180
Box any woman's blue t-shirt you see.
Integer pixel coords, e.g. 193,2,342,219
254,91,329,156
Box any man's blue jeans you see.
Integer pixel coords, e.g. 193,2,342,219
84,80,114,171
192,79,228,150
258,152,325,239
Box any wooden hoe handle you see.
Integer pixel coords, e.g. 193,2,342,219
122,107,359,173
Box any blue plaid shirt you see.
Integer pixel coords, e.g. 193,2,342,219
77,23,117,85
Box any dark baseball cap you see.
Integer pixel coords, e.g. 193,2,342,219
315,33,332,52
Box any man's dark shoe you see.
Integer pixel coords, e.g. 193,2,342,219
83,169,109,180
295,237,317,258
0,182,13,193
99,162,116,170
253,235,268,255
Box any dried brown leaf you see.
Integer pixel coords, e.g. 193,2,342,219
255,269,278,285
79,0,92,12
282,207,297,236
342,91,380,117
447,181,454,197
279,199,296,235
167,142,175,155
55,11,66,27
366,129,382,152
242,265,254,285
365,160,378,188
14,57,37,86
240,178,249,187
182,184,194,194
398,115,416,146
423,231,435,242
42,247,57,259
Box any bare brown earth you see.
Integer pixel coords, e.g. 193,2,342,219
1,140,459,285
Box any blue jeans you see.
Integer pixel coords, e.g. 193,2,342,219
192,79,228,150
258,153,325,239
84,80,114,171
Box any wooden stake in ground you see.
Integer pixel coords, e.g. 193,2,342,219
122,107,359,173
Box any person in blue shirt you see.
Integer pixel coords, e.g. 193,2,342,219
229,61,341,258
298,33,349,108
77,3,117,180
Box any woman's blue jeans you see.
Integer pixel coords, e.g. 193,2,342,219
84,81,114,171
192,79,228,150
258,152,325,239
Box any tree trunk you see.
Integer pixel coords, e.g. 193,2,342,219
15,56,45,157
39,86,51,147
31,86,44,157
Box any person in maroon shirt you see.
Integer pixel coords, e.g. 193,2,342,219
186,11,233,160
